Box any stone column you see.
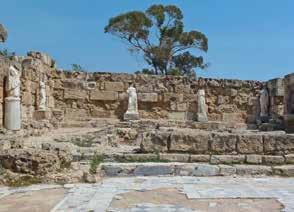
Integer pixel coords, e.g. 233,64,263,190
124,85,139,120
4,97,21,130
196,89,208,122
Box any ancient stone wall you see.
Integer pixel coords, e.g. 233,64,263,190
52,71,262,123
0,52,56,131
2,51,293,129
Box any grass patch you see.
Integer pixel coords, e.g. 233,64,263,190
89,153,104,174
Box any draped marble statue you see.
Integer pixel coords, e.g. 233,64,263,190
196,89,208,122
4,65,21,130
6,65,21,98
39,81,46,111
260,88,269,117
124,84,139,120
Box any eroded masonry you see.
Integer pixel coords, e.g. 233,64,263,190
0,51,294,185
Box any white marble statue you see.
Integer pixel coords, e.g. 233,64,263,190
6,65,21,98
39,81,46,111
260,88,269,117
197,89,208,122
124,84,139,120
4,65,21,130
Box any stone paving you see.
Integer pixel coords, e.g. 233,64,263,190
51,176,294,212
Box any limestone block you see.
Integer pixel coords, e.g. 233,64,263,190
104,81,124,92
34,111,51,121
190,155,210,162
90,90,118,101
168,112,186,120
210,133,238,154
122,154,158,162
175,164,220,176
210,155,245,165
273,165,294,177
163,93,183,102
222,112,244,122
65,108,89,120
138,93,158,102
64,89,88,100
139,131,170,153
159,153,190,162
285,154,294,164
22,92,33,106
169,130,210,154
219,165,236,176
134,164,174,176
235,165,272,175
237,134,263,154
264,134,294,154
262,155,285,165
246,154,262,164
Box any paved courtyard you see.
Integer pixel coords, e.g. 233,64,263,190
1,176,294,211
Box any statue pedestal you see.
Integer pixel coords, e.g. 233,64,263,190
4,97,21,130
124,111,139,121
197,113,208,122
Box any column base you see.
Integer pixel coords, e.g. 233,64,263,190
124,112,139,121
197,113,208,122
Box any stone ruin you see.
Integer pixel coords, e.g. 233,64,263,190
0,51,294,184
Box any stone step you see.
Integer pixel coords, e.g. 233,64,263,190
73,152,294,166
99,162,294,177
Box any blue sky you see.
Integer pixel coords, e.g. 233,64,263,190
1,0,293,80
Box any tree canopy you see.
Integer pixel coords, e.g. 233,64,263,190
105,4,208,76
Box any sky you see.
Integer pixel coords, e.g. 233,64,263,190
0,0,293,81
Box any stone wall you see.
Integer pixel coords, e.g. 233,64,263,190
52,71,262,123
284,73,294,132
0,52,56,131
1,51,293,129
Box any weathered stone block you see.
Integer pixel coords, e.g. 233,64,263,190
285,154,294,164
138,93,158,102
237,134,263,154
104,81,124,92
159,153,190,162
219,164,236,176
262,155,285,165
264,134,294,154
22,92,33,105
235,165,272,175
169,130,210,154
246,154,262,164
163,93,183,102
168,112,186,120
90,90,118,101
33,111,51,121
210,133,237,154
139,131,170,153
210,155,245,165
134,164,174,176
190,155,210,162
64,89,88,100
175,164,220,176
222,113,244,122
273,165,294,177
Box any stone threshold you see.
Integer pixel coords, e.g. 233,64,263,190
99,162,294,177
